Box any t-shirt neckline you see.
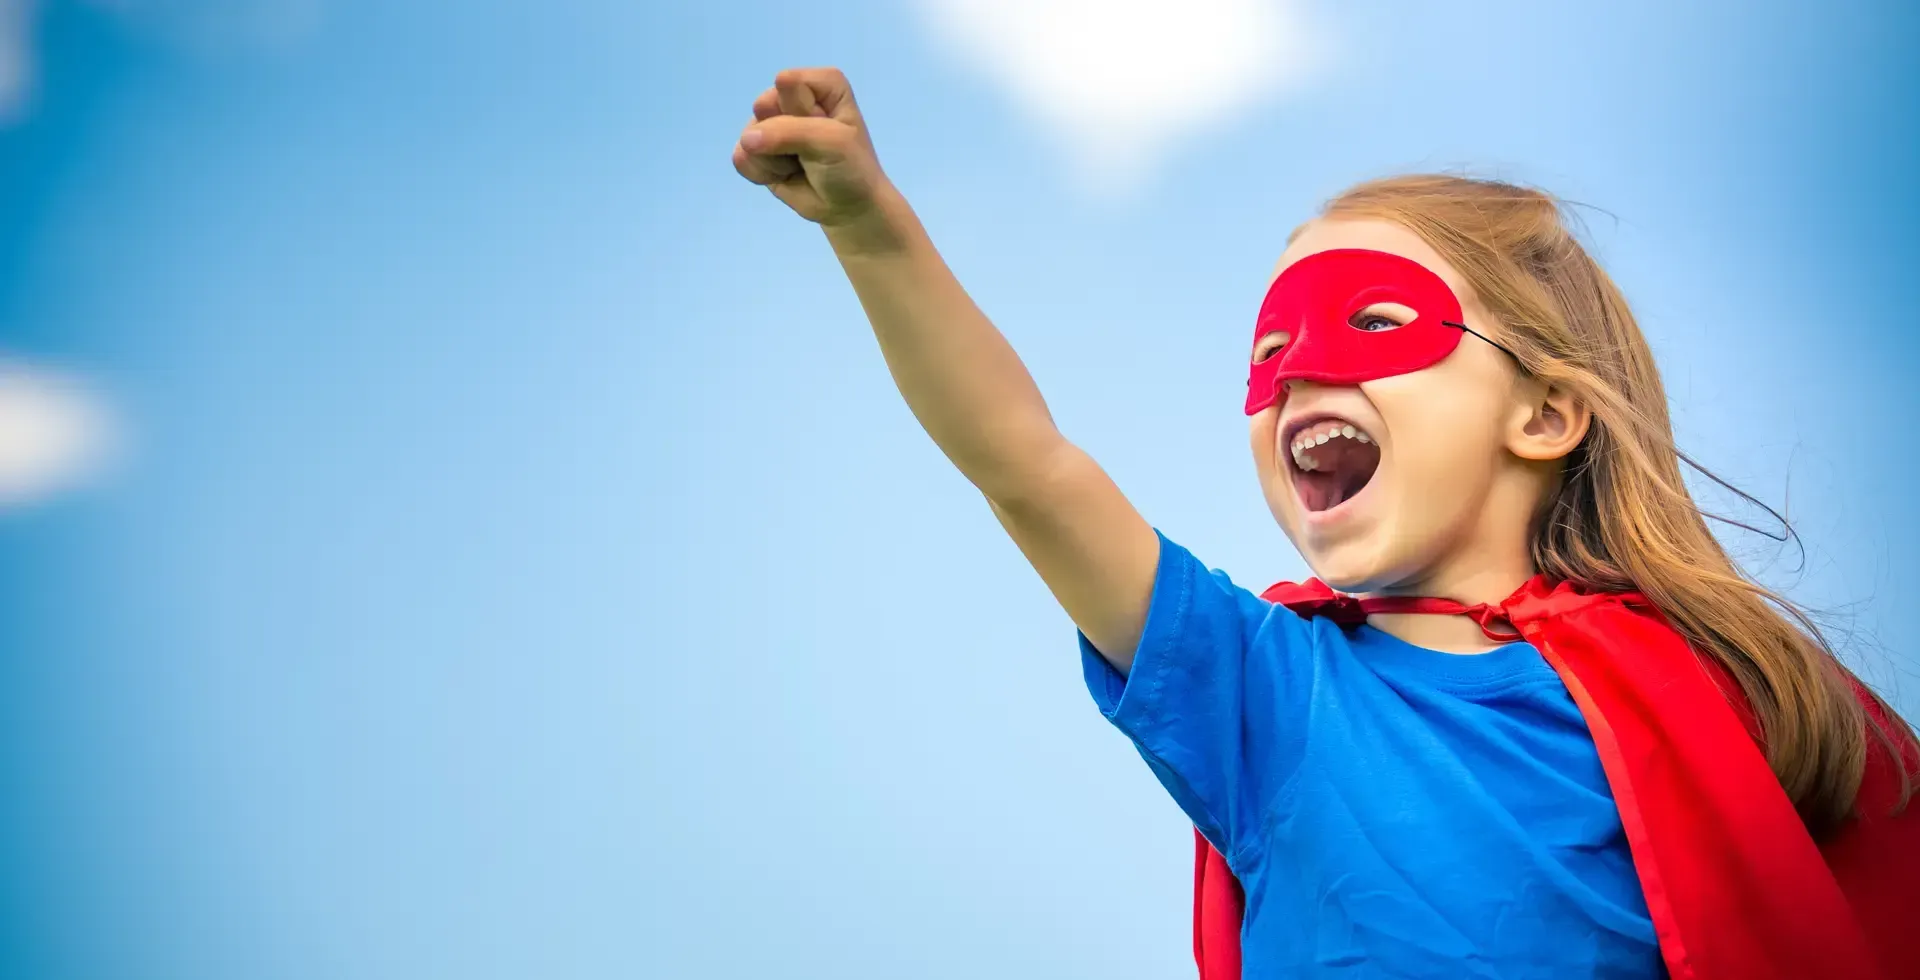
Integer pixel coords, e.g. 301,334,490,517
1348,623,1553,688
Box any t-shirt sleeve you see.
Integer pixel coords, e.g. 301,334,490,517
1081,531,1315,865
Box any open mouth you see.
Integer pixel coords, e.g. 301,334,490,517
1285,415,1382,513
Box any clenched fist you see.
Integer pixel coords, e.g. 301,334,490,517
732,68,903,251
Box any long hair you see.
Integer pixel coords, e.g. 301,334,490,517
1321,174,1915,836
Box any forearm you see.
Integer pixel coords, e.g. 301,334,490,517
737,69,1160,662
827,190,1064,502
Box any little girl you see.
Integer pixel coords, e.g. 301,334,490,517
731,68,1920,979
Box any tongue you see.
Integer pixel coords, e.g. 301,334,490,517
1297,438,1381,512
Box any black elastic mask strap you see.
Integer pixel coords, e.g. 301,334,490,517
1441,320,1521,364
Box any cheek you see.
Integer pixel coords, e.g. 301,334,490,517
1248,411,1281,468
1364,374,1510,489
1248,414,1295,516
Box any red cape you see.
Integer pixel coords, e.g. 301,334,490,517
1190,576,1920,980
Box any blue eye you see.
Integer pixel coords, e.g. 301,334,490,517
1349,312,1403,332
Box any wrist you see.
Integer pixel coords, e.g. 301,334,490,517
822,183,920,259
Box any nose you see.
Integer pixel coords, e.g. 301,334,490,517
1266,378,1314,413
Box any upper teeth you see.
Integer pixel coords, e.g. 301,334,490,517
1290,420,1371,471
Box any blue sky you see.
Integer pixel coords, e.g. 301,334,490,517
1,0,1916,977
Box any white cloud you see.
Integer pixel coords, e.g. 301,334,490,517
123,0,325,55
918,0,1321,193
0,0,321,120
0,0,35,121
0,359,117,509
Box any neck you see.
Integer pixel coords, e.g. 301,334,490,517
1362,492,1540,654
1365,609,1516,654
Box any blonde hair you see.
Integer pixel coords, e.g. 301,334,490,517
1321,173,1914,836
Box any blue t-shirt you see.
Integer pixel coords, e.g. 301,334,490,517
1083,533,1664,978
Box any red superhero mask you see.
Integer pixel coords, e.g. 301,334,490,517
1243,248,1472,416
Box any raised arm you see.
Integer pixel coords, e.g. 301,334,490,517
731,68,1159,669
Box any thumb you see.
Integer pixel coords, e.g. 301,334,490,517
742,115,854,165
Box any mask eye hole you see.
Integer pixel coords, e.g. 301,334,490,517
1348,302,1416,333
1252,330,1290,363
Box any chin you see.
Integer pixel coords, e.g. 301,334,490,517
1283,481,1409,593
1299,541,1403,594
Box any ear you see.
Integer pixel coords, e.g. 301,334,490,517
1509,379,1591,462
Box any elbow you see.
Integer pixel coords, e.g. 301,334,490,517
975,435,1082,511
